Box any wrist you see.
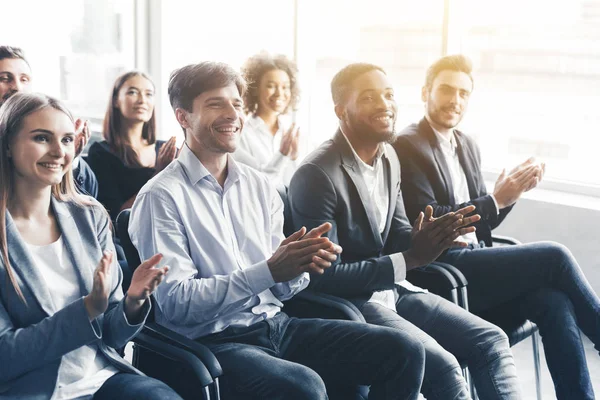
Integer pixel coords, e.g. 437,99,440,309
402,250,420,270
84,295,101,321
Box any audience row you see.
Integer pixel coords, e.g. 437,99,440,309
0,45,598,400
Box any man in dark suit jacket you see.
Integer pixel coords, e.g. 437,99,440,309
289,63,523,399
394,54,600,399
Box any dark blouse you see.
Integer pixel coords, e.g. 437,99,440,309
87,140,165,220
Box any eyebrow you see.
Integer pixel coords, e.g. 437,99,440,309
30,129,75,135
204,96,242,103
126,86,154,92
439,83,470,92
358,87,394,96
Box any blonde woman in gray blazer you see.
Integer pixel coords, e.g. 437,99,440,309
0,92,180,400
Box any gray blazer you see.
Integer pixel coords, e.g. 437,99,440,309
288,130,413,307
0,197,149,400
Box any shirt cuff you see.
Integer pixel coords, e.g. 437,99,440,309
244,260,276,295
489,194,500,215
389,253,407,284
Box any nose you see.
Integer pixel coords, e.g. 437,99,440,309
12,80,24,92
49,140,66,158
374,94,390,110
223,102,239,120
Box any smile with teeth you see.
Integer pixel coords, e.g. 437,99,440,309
215,126,240,134
374,115,393,122
39,163,63,170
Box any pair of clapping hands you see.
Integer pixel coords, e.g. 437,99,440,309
279,123,300,161
494,157,545,209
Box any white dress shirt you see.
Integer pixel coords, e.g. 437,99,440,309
432,128,498,245
129,145,309,339
234,114,297,185
340,133,425,312
27,237,118,400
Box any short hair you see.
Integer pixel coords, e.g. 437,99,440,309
168,61,246,112
0,46,30,67
425,54,474,90
242,52,300,114
331,63,386,105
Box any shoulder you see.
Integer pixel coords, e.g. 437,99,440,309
300,139,339,173
395,123,423,148
136,160,185,202
56,196,110,230
88,140,111,155
454,129,478,149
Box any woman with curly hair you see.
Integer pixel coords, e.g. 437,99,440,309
236,52,301,185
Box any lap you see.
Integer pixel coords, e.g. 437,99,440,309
94,373,182,400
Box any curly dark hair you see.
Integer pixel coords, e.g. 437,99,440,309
241,52,300,115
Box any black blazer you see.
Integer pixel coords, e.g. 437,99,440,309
288,130,412,307
393,118,513,247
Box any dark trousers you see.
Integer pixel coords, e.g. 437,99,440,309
442,240,600,400
93,372,182,400
200,312,426,400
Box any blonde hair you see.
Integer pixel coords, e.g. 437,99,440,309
0,92,93,302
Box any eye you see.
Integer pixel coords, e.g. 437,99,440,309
386,92,395,100
127,90,138,95
21,76,30,83
0,76,11,83
62,136,75,145
145,92,154,97
33,134,49,143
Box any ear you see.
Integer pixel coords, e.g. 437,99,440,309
175,108,190,130
421,86,428,103
334,104,345,121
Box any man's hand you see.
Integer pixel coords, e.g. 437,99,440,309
74,118,91,157
125,253,169,322
493,163,541,209
403,205,480,269
268,223,342,283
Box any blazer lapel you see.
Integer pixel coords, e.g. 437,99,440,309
335,131,384,248
455,132,479,200
420,118,456,205
52,198,93,296
6,212,55,315
381,151,398,243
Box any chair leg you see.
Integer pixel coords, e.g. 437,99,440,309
532,329,543,400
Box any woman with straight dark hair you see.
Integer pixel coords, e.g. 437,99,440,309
0,92,181,400
87,71,177,220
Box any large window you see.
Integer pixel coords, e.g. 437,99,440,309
1,0,136,133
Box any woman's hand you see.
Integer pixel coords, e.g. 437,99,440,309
74,118,91,157
155,136,177,172
84,250,114,321
124,253,169,322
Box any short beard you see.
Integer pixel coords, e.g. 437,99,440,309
346,112,396,144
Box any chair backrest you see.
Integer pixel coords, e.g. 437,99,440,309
115,209,142,274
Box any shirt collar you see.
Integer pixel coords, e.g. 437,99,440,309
340,129,386,170
178,144,246,186
431,126,457,153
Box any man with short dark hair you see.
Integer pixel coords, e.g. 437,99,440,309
129,61,427,400
395,54,600,399
0,45,97,197
289,62,523,399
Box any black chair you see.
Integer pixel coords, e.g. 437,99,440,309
408,236,543,400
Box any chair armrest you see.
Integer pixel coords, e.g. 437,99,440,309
132,331,214,388
284,290,366,322
407,263,462,304
431,261,468,287
142,322,223,379
492,235,522,246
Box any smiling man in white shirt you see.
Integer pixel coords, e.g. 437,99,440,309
129,61,428,400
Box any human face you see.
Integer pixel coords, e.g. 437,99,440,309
338,69,397,144
9,107,75,189
0,58,32,107
114,75,155,123
257,69,291,115
181,84,244,155
423,70,473,131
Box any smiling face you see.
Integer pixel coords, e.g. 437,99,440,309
256,68,291,115
114,75,155,123
337,69,397,144
0,57,32,107
8,107,75,189
179,83,245,155
423,69,473,132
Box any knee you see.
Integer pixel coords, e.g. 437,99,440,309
473,323,512,363
377,328,426,377
539,241,573,264
274,365,327,400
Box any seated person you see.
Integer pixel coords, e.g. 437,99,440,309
0,92,176,400
87,71,177,220
394,54,600,399
288,63,523,399
129,61,428,400
233,52,300,185
0,45,97,198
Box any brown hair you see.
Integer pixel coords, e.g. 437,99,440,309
242,52,300,115
424,54,474,91
0,92,92,302
103,71,157,168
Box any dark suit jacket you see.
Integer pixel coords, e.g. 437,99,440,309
288,130,413,307
394,118,513,247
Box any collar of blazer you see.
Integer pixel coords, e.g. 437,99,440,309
417,117,480,204
333,129,399,247
6,197,93,316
